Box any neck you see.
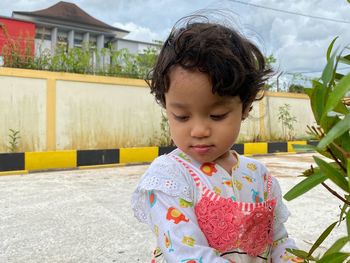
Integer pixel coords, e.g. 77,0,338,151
215,151,237,175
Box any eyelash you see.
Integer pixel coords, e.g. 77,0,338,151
210,113,228,121
173,114,189,122
172,113,228,121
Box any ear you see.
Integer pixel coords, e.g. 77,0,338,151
242,104,253,121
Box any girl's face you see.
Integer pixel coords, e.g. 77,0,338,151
165,66,249,164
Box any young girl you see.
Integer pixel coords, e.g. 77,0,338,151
132,16,299,263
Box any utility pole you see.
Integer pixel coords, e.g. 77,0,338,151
276,72,283,92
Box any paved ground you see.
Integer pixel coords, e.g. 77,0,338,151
0,153,347,263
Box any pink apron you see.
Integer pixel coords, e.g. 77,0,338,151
172,154,276,257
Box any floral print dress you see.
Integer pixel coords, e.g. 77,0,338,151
132,148,300,263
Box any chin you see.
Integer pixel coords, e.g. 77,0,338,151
192,154,216,164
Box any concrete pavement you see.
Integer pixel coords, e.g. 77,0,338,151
0,153,347,262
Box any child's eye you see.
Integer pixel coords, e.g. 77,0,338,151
173,114,189,122
210,113,228,121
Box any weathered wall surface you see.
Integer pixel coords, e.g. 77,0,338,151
0,74,47,152
55,80,161,149
0,67,315,152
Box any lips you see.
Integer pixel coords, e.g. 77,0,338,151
191,145,213,154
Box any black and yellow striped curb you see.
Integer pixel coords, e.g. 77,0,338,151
0,140,318,175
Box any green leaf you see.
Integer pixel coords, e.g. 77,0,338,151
292,144,317,152
311,80,326,123
335,72,345,81
321,115,339,133
340,55,350,66
284,171,326,201
318,114,350,149
339,132,350,152
308,221,337,257
339,202,348,225
327,36,339,61
321,73,350,124
318,252,350,263
333,100,349,115
321,52,336,87
286,248,311,259
348,159,350,194
324,237,349,257
304,87,313,98
314,156,349,192
332,132,350,156
347,209,350,238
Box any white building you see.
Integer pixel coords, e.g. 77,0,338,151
12,1,159,58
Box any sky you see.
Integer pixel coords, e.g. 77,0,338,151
1,0,350,88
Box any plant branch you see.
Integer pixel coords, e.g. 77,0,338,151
321,182,350,205
330,142,350,159
315,125,348,171
311,126,321,137
326,146,347,173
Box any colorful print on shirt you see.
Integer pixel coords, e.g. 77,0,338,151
166,207,189,224
280,251,304,262
200,162,217,176
180,256,203,263
247,163,257,171
154,224,159,236
182,236,196,247
251,189,263,203
164,230,175,252
179,198,193,208
148,190,157,207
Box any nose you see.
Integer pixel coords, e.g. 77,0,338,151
190,120,210,138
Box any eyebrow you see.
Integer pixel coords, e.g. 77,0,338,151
211,100,231,107
169,99,232,109
168,102,189,109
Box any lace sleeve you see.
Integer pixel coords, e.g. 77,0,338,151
270,176,300,261
271,176,291,228
131,155,194,225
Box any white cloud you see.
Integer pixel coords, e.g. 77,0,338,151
234,0,350,75
1,0,350,78
113,22,165,42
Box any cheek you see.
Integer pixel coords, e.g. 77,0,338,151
168,121,189,143
167,118,175,131
168,127,185,147
167,120,181,137
222,119,242,139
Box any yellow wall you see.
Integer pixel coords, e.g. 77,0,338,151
0,74,47,152
25,150,76,170
0,67,316,152
55,80,161,149
263,92,315,140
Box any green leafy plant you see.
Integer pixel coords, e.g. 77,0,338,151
278,103,297,141
284,37,350,262
156,112,173,146
288,84,306,94
287,72,310,93
8,129,20,152
0,24,35,68
1,25,161,79
264,54,277,91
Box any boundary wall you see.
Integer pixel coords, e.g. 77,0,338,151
0,140,317,175
0,67,316,152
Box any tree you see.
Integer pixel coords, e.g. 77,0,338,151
264,54,277,91
288,84,305,93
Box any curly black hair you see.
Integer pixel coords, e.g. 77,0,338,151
147,16,273,111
